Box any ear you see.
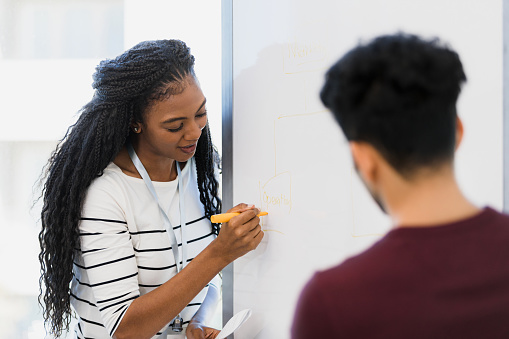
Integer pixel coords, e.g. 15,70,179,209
350,141,378,185
455,116,464,150
131,121,142,134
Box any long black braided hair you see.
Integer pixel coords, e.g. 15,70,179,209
38,40,221,337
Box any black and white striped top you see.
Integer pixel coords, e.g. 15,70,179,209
70,157,220,338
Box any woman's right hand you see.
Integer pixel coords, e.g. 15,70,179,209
213,203,264,263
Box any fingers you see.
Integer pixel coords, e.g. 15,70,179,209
253,224,264,241
228,208,260,232
251,223,263,236
205,328,220,339
228,203,256,213
227,207,263,238
249,220,261,233
216,204,265,259
250,224,264,248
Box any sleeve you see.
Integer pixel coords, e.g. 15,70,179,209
189,274,222,327
78,178,140,337
291,273,330,339
209,273,221,291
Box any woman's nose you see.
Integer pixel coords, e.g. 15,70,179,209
185,121,203,140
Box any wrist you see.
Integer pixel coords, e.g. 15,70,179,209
189,319,202,326
206,238,234,267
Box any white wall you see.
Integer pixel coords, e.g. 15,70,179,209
124,0,223,152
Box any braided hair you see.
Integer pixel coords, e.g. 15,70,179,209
38,40,221,336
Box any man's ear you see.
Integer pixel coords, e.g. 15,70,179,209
350,141,378,185
455,116,464,151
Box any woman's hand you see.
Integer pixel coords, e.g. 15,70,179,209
186,322,220,339
213,203,264,263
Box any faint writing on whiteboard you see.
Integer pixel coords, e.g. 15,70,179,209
283,21,329,74
259,172,292,234
260,172,292,214
284,41,327,74
287,41,326,62
263,192,291,208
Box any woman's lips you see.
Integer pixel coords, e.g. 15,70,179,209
179,143,197,154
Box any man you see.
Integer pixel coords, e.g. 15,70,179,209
292,33,509,338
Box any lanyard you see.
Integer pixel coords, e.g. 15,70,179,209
127,142,188,333
126,142,188,273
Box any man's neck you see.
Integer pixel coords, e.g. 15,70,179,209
384,168,480,228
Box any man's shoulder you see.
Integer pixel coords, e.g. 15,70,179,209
482,207,509,228
312,237,398,289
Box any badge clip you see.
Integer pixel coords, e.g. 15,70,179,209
172,316,183,332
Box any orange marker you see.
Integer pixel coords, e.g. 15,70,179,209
211,211,268,223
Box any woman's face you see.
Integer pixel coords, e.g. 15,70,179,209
133,75,207,163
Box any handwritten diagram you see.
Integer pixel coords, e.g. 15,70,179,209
253,21,389,239
256,118,293,233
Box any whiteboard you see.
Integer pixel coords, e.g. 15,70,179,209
228,1,503,338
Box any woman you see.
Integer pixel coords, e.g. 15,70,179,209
38,39,263,339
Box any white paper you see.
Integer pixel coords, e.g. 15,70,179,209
216,309,252,339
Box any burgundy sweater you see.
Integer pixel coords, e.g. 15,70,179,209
292,207,509,339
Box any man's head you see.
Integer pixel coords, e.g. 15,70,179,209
321,33,466,179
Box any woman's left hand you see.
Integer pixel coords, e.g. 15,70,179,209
186,322,220,339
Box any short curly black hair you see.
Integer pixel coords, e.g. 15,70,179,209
321,33,466,177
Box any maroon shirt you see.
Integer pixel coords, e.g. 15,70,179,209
292,207,509,339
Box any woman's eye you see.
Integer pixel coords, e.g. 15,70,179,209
196,111,207,118
168,124,183,132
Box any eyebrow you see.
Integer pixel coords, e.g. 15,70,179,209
162,98,207,124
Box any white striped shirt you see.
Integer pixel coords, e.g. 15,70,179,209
70,157,220,338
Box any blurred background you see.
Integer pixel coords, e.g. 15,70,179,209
0,0,222,337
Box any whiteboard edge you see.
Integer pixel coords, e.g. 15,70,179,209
221,0,234,337
504,0,509,212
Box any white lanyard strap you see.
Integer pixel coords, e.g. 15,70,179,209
126,142,187,273
177,163,188,269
